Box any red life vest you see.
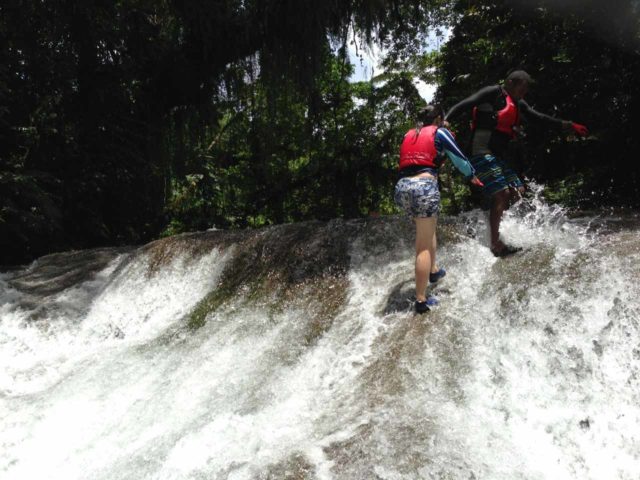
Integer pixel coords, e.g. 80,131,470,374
495,90,519,137
471,89,520,138
398,125,439,170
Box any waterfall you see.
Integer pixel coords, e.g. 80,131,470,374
2,196,640,479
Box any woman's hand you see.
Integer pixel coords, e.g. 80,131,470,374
470,176,484,188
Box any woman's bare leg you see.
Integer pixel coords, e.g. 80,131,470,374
415,217,438,302
430,229,438,274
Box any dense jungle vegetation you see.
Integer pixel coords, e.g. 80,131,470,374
1,0,639,264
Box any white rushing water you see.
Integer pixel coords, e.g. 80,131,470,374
1,195,640,479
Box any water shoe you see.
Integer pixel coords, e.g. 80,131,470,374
429,268,446,283
415,296,439,314
491,245,522,258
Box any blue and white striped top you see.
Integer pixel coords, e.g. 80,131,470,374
433,128,475,179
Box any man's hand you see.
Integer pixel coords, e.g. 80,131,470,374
571,122,589,136
470,176,484,188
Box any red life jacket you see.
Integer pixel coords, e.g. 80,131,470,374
471,89,520,138
495,90,519,137
398,125,439,170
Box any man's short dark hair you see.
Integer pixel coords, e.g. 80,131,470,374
505,70,533,85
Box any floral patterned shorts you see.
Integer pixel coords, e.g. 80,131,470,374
394,176,440,218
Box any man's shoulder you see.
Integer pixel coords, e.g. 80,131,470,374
475,84,502,96
479,84,502,93
517,98,531,108
465,85,503,105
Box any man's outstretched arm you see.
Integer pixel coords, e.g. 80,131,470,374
519,100,589,136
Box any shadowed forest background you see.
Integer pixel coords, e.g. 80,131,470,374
1,0,639,264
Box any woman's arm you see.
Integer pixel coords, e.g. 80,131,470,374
436,128,482,186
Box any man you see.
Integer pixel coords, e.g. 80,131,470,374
444,70,588,257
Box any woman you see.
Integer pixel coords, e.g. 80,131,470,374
394,105,483,313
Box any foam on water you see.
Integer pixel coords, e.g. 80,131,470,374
0,248,231,397
1,195,640,479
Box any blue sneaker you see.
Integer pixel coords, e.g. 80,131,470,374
426,295,439,306
429,268,446,283
415,296,439,313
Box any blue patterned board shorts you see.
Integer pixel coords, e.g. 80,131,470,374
470,154,524,197
394,176,440,218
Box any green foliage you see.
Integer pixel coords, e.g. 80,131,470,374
0,0,441,264
162,47,425,234
2,0,639,264
542,174,587,207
